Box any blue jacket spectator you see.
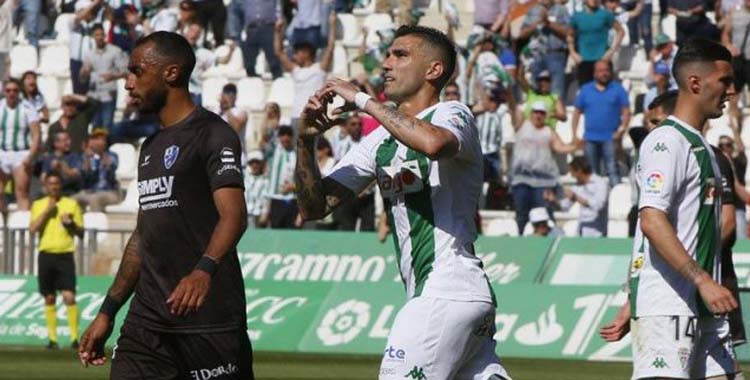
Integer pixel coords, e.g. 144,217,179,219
73,128,122,211
39,130,83,195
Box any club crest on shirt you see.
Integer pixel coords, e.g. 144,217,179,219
164,145,180,170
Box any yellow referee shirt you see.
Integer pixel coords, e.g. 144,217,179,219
30,196,83,254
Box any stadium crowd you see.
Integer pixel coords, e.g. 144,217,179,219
0,0,748,239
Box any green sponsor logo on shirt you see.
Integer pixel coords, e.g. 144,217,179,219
404,366,427,380
652,142,669,153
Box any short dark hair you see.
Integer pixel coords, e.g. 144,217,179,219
179,0,196,11
91,23,105,34
4,77,22,89
293,42,317,57
21,70,37,82
316,136,332,156
569,156,593,174
648,89,678,113
672,38,732,87
394,25,456,89
134,31,196,87
222,83,238,96
278,125,294,136
45,170,63,182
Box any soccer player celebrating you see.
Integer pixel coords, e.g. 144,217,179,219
77,32,253,379
629,38,740,380
295,25,510,380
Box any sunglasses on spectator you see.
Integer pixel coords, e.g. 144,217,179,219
4,87,19,93
444,91,460,96
719,142,734,148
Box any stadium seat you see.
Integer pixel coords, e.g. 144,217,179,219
562,220,578,237
607,220,629,238
363,13,394,43
661,15,677,43
7,211,32,274
267,76,295,109
332,44,349,77
116,78,128,111
202,45,245,79
110,143,137,182
484,218,519,237
608,184,632,220
83,212,109,245
106,180,139,214
352,0,375,16
9,45,38,78
255,51,268,79
236,77,266,112
7,210,30,229
705,121,733,147
62,78,73,95
201,77,228,110
37,75,61,109
500,107,515,145
54,14,75,43
339,13,361,48
37,44,70,77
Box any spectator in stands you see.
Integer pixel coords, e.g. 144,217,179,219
183,23,235,105
109,112,160,143
466,34,515,112
142,0,179,34
289,0,325,48
722,0,750,129
648,33,676,86
519,0,571,98
668,0,720,45
511,101,581,234
39,130,83,195
110,5,143,53
0,78,41,212
473,0,510,32
518,68,567,128
472,87,504,183
719,134,748,240
568,0,624,86
178,0,198,32
642,60,675,113
14,0,42,49
194,0,227,47
0,0,16,82
73,128,121,211
21,71,50,124
260,101,281,160
234,0,283,79
571,60,630,187
266,125,297,229
307,137,338,229
47,94,100,154
218,83,249,164
330,118,375,232
80,23,128,131
29,171,84,350
274,13,336,131
329,112,354,162
244,150,269,228
442,82,461,102
547,156,610,237
609,0,652,55
529,207,564,237
69,0,106,95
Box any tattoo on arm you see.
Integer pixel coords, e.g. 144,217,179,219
107,228,141,303
379,103,417,130
295,137,354,220
679,260,706,285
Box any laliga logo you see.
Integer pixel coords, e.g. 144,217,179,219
316,299,371,346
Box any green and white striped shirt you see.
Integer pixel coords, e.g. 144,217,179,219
245,173,269,216
266,144,296,201
0,99,39,152
630,116,722,317
475,109,503,154
329,101,494,303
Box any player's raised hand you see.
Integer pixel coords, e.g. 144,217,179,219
697,278,738,314
323,78,361,116
599,301,630,342
166,269,211,316
78,313,113,368
299,90,344,137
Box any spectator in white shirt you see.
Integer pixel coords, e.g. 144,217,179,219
0,0,17,81
244,149,269,228
218,83,249,164
547,156,610,237
21,71,50,124
80,23,128,130
142,0,179,34
69,0,106,95
183,22,234,105
274,12,336,129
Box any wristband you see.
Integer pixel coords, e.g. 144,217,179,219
354,92,372,110
195,255,218,276
99,295,122,319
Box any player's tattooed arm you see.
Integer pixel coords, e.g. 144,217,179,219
107,226,141,303
295,136,354,221
363,100,459,160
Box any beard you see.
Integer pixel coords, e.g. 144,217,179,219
137,85,168,114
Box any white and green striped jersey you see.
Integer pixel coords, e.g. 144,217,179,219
266,144,296,200
630,116,722,317
0,99,39,152
475,108,503,154
245,173,269,217
329,101,494,303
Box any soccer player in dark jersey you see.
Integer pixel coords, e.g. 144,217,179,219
77,31,253,379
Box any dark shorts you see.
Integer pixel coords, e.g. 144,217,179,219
37,252,76,296
724,276,747,346
111,323,255,380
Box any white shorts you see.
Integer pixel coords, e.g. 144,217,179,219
0,150,29,175
378,296,511,380
631,315,736,380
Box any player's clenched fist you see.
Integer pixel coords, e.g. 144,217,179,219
697,278,738,314
78,314,113,367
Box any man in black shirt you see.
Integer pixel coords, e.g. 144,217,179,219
77,31,252,379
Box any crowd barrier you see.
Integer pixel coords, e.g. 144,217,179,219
2,230,750,362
